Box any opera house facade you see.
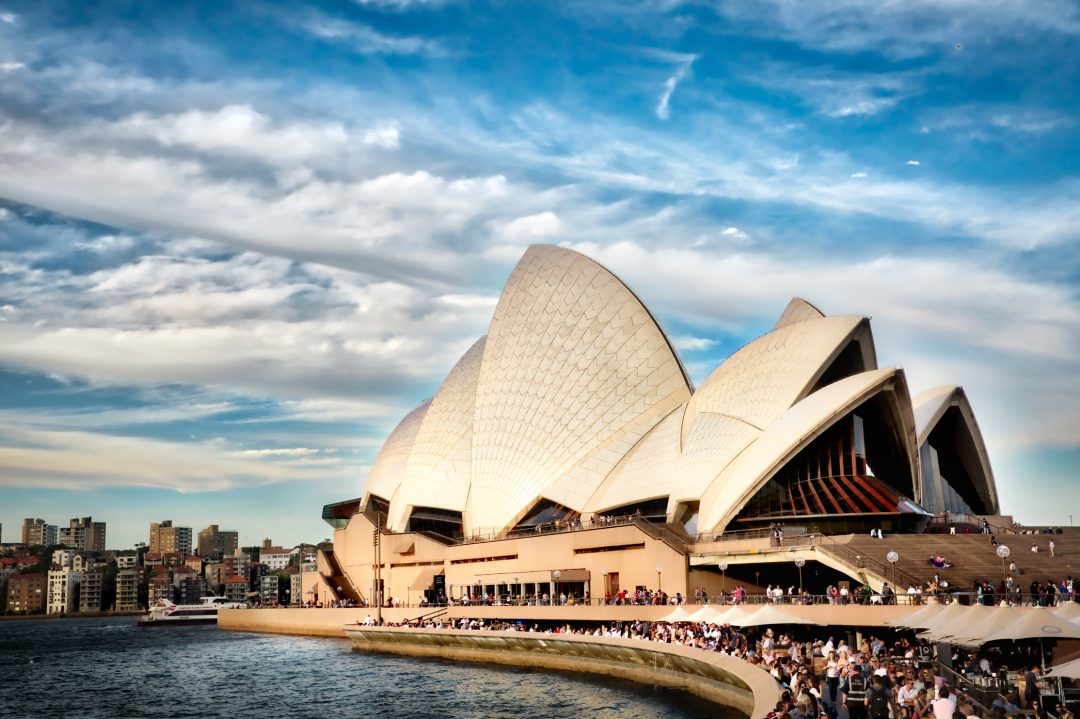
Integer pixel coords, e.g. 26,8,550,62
309,245,1000,607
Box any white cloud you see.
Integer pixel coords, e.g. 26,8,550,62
0,11,15,23
234,447,321,457
363,125,400,149
113,105,349,163
0,425,352,492
672,335,716,352
493,211,561,243
656,55,697,120
906,160,921,166
302,16,446,56
850,171,867,178
1,61,24,72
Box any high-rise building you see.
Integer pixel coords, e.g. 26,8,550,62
22,518,57,547
197,525,238,560
58,517,106,552
149,520,192,556
7,573,46,614
116,569,140,611
47,569,82,614
79,571,103,613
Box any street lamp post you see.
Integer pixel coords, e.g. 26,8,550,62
886,551,899,591
513,576,520,604
794,558,805,594
718,562,728,599
997,544,1011,585
553,570,561,605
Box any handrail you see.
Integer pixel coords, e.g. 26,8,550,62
812,534,919,589
630,517,689,554
925,513,1017,535
933,659,995,715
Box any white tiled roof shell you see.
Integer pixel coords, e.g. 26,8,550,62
681,315,871,446
911,385,1000,514
698,367,915,533
584,405,685,513
466,245,692,533
773,297,825,329
362,398,431,507
912,384,960,445
591,315,871,518
387,336,487,531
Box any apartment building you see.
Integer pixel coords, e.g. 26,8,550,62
197,525,238,560
47,568,82,615
22,518,57,547
79,571,103,613
149,520,193,556
58,517,106,552
7,573,46,614
116,568,140,611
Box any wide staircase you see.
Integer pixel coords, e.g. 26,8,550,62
320,548,365,604
832,529,1079,594
631,517,692,554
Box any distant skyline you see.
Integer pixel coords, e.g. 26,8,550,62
1,1,1079,549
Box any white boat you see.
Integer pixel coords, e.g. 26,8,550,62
138,595,245,626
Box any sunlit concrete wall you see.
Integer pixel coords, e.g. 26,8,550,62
345,626,779,719
329,516,690,606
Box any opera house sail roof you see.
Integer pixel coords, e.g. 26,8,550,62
359,244,997,539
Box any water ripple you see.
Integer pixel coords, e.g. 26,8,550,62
0,617,735,719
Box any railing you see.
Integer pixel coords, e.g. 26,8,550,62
630,517,690,554
934,659,997,713
690,525,819,545
925,513,1017,535
812,534,920,590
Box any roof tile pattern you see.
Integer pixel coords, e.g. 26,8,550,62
773,297,825,329
681,315,868,445
355,244,995,538
698,368,913,532
467,246,691,532
363,398,431,505
388,336,487,531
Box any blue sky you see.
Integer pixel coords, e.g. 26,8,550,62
1,0,1078,549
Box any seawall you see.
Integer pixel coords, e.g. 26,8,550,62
345,626,779,718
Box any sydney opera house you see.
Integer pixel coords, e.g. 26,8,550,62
308,245,1000,607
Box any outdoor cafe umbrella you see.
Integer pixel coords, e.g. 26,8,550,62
980,607,1080,643
947,605,1024,647
886,601,948,628
919,603,992,642
739,604,824,627
1053,602,1080,622
1046,656,1080,679
914,601,978,636
713,603,759,626
660,604,698,623
690,603,728,624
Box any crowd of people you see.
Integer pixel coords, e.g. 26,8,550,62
359,612,1065,719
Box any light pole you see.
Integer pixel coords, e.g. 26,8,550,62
997,544,1011,585
719,562,728,598
886,551,899,591
794,558,805,594
553,570,561,604
601,569,609,604
513,576,519,604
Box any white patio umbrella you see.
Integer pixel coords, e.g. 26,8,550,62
660,604,698,623
1046,656,1080,679
886,602,947,628
920,603,992,641
713,603,759,626
915,602,979,635
739,604,824,627
690,604,728,624
1053,602,1080,622
948,605,1025,647
980,607,1080,643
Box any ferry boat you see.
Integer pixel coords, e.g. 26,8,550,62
138,596,246,626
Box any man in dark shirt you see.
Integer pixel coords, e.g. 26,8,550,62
1023,665,1041,711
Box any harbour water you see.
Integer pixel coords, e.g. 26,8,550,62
0,616,735,718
